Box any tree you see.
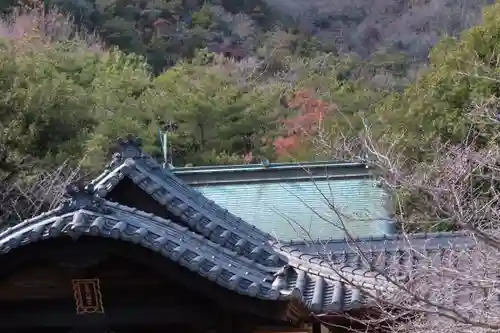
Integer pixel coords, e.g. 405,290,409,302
311,96,500,333
140,51,284,166
272,71,387,162
274,90,337,160
280,4,500,330
300,12,500,330
0,7,156,223
0,160,82,226
370,2,500,162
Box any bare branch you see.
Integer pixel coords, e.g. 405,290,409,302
301,86,500,332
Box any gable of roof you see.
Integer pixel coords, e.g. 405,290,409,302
89,137,285,267
173,161,392,241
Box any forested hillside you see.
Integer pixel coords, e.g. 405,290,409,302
1,0,493,73
1,0,500,227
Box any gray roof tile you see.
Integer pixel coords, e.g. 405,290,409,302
0,197,280,299
279,232,474,254
277,231,475,287
4,188,463,314
90,137,285,267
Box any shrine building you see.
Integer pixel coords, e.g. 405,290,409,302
0,136,471,333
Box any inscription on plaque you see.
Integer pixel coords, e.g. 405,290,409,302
72,278,104,315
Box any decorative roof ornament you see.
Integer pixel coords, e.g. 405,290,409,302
113,135,145,160
106,152,123,169
62,182,112,215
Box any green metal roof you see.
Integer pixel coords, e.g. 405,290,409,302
172,161,393,241
172,161,370,183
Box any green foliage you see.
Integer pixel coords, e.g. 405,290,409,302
141,54,283,165
191,5,215,30
0,12,288,175
4,0,500,229
0,39,96,166
371,2,500,161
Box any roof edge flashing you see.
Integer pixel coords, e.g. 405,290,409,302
172,161,367,174
184,173,374,186
175,164,374,186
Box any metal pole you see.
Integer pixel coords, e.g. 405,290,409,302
162,132,168,169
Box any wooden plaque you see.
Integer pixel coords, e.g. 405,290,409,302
72,278,105,315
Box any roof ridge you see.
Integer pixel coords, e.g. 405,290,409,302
101,137,274,240
145,160,276,241
101,199,279,273
141,160,270,238
273,247,392,288
89,139,286,267
277,230,470,247
172,161,367,176
274,232,475,258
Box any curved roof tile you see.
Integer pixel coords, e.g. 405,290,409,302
0,201,280,299
276,231,475,277
91,139,285,267
278,231,474,255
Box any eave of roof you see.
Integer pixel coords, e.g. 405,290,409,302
275,231,475,296
0,200,277,298
0,192,372,313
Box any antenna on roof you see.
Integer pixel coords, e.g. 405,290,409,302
157,118,178,169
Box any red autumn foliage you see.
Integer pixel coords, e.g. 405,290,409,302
274,90,336,157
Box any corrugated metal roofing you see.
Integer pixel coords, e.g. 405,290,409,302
192,178,391,241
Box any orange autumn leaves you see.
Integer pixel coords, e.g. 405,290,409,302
274,90,337,158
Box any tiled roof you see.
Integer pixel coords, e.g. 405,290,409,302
0,189,382,312
276,231,475,281
0,136,477,317
272,232,476,312
90,137,285,267
0,196,279,299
